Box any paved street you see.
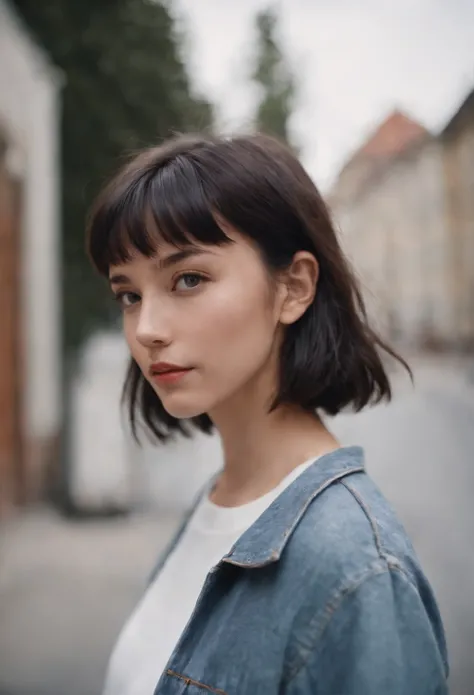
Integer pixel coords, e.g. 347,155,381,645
0,356,473,695
0,512,180,695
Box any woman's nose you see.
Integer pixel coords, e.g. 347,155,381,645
135,298,172,348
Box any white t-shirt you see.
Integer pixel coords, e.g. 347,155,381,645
102,457,318,695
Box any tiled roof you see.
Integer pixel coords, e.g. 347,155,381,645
357,110,429,160
329,110,430,204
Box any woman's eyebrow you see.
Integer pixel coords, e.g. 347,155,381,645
109,273,130,287
157,247,213,270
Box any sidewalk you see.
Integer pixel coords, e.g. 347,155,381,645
0,507,180,695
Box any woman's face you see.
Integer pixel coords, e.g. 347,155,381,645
109,225,285,420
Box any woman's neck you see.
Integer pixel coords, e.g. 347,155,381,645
209,397,340,508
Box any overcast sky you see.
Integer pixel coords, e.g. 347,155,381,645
172,0,474,190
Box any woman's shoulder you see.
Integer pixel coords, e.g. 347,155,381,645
279,470,448,685
286,469,422,590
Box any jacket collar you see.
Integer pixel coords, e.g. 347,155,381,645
222,446,365,569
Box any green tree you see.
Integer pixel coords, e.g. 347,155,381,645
12,0,214,352
252,7,296,147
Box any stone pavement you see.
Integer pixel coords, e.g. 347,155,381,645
0,509,180,695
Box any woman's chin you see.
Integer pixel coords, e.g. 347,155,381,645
160,394,211,421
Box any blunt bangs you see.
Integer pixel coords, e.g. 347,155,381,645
87,146,231,276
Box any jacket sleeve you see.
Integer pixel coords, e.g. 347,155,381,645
285,566,449,695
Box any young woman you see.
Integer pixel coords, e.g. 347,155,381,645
87,133,449,695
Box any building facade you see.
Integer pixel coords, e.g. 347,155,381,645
330,99,472,352
0,0,63,515
441,89,474,349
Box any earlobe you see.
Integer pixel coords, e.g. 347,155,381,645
279,251,318,325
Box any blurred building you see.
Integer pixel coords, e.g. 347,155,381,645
441,89,474,349
0,0,63,516
329,110,429,207
329,96,474,351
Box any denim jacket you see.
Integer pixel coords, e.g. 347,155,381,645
150,446,449,695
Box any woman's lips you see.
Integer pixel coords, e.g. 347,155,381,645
151,368,193,385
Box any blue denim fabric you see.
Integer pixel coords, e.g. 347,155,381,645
150,446,449,694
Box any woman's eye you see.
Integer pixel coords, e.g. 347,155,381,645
174,273,205,291
114,291,140,308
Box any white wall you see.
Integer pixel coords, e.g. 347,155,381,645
70,333,136,511
0,0,62,444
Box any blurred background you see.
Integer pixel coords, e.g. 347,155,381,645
0,0,473,693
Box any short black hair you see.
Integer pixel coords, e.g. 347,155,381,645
87,132,410,442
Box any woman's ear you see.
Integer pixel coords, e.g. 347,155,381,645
278,251,319,325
